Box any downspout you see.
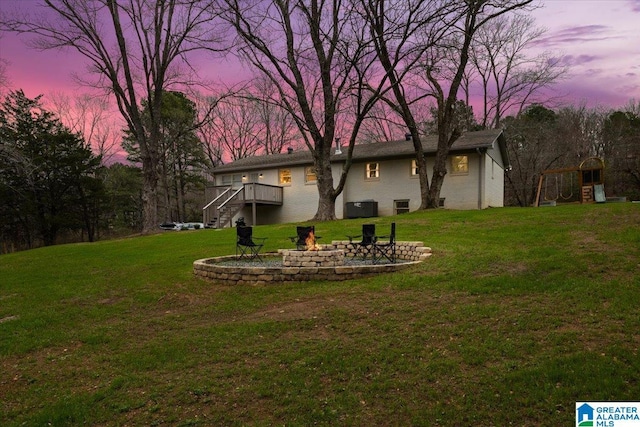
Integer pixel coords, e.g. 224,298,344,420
477,148,485,209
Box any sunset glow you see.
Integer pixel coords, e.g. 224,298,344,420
2,1,639,119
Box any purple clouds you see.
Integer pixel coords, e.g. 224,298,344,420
533,25,616,48
525,0,640,108
554,55,600,67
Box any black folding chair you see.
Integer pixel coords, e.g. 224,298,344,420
347,224,376,260
236,226,267,262
373,222,396,264
289,225,320,250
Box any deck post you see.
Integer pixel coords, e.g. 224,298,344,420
252,184,257,225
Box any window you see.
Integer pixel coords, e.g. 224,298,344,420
451,155,468,174
411,159,419,176
222,174,243,187
304,166,317,183
279,169,292,185
366,162,379,179
394,199,410,215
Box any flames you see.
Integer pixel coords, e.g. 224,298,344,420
305,230,321,251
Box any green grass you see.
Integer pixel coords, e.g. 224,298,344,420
1,203,639,426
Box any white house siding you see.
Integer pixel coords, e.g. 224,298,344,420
342,158,422,217
343,153,500,213
482,145,505,208
440,154,483,210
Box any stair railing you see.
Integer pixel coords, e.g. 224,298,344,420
217,187,245,228
202,187,231,227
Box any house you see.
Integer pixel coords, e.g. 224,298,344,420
204,129,510,227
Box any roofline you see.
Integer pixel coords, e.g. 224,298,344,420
212,147,486,174
213,129,508,174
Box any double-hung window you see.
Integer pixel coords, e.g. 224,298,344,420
366,162,379,180
222,174,243,188
279,169,292,185
304,166,317,183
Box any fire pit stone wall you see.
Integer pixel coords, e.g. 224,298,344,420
330,240,433,261
281,247,344,267
193,241,432,286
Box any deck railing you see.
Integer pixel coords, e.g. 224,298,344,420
243,183,284,204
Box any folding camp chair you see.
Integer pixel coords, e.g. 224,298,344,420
289,225,320,250
347,224,376,260
373,222,396,264
236,226,267,262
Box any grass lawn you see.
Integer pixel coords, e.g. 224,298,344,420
1,203,639,426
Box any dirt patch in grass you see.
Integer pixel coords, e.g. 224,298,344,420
246,293,375,322
0,315,19,324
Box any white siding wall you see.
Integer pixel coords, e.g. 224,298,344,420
441,154,481,210
342,155,488,213
342,158,421,216
482,146,505,208
342,152,507,212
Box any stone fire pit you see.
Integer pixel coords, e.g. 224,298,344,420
281,248,344,267
194,240,432,286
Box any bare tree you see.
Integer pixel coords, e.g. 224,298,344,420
624,99,640,117
469,14,566,128
0,34,8,94
358,101,410,143
215,0,386,221
0,61,8,95
193,84,296,168
502,104,568,206
360,0,533,209
418,0,533,208
358,0,452,210
210,95,264,161
48,92,121,163
193,93,225,169
250,76,299,155
2,0,222,232
372,0,532,209
556,104,605,161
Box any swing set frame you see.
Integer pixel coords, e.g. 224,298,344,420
535,157,605,207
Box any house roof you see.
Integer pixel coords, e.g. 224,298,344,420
213,129,509,173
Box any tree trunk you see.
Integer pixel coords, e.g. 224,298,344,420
414,147,430,210
427,147,449,208
140,152,158,233
313,150,338,221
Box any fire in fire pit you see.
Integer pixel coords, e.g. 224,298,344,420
305,230,321,251
291,226,322,251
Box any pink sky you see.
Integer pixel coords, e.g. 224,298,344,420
528,0,640,108
1,0,639,110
